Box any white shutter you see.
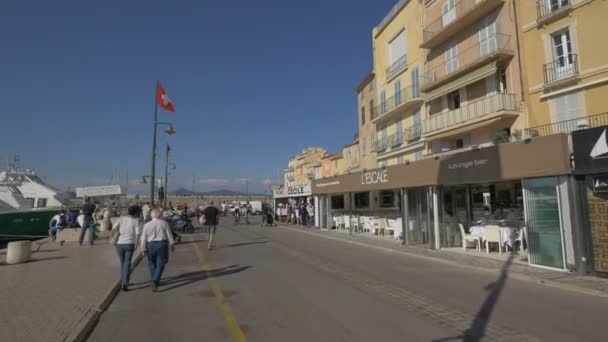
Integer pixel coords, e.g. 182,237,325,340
389,30,406,66
486,75,497,95
552,91,582,123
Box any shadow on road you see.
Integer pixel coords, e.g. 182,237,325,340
177,239,207,245
151,265,252,292
219,241,268,249
432,254,514,342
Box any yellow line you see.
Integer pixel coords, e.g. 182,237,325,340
190,237,247,342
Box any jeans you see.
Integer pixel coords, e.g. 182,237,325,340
147,240,169,285
115,244,135,286
79,216,96,245
309,215,314,227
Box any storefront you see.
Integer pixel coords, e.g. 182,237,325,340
572,126,608,276
273,184,313,223
312,134,576,271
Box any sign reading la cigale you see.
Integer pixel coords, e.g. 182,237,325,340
361,169,388,185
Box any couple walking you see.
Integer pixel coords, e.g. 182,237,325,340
112,205,174,292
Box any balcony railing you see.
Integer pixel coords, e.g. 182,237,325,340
373,85,422,121
386,55,408,81
423,93,517,134
524,112,608,138
421,34,512,90
404,123,422,141
543,53,579,85
375,139,388,152
422,0,503,47
537,0,571,22
388,133,405,148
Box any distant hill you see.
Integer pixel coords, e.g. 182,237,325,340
170,188,263,197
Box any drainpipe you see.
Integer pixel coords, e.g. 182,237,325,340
512,0,529,129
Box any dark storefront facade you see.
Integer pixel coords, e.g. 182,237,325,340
573,126,608,276
312,134,578,271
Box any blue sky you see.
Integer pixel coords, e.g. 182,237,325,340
0,0,398,193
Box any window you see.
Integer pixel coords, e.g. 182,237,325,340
479,16,497,56
25,198,35,208
448,90,461,110
354,192,370,209
442,0,456,26
37,198,48,208
380,190,397,208
361,106,366,125
331,195,345,209
415,151,423,161
395,79,402,106
362,137,366,153
396,119,404,144
381,125,388,147
411,65,420,98
499,69,507,93
445,43,459,73
551,29,574,78
552,91,582,122
548,0,570,12
397,156,405,164
413,108,421,131
388,30,406,67
456,138,464,149
369,99,375,119
380,90,387,113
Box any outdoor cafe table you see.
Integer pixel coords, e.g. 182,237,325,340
469,225,518,248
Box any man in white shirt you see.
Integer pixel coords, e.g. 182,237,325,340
140,208,175,292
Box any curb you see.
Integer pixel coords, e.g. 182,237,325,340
64,252,144,342
280,225,608,299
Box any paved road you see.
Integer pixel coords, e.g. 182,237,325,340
89,217,608,342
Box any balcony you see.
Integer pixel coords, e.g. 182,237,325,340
543,53,579,87
423,93,519,136
388,133,405,148
421,34,513,92
524,112,608,138
375,140,388,152
386,55,408,81
421,0,505,49
537,0,572,25
404,123,422,141
372,85,424,123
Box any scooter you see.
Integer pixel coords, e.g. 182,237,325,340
173,213,195,233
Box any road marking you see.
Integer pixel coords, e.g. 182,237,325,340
190,237,247,342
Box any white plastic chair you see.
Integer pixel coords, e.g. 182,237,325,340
459,224,481,252
515,226,527,253
362,216,374,234
485,225,502,254
374,218,388,236
388,219,403,240
343,215,351,232
351,216,360,233
333,216,342,230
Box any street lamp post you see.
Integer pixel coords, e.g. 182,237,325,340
149,119,175,206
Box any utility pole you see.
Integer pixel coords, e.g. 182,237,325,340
164,144,170,209
150,81,159,206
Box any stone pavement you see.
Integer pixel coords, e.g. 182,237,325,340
279,224,608,297
0,233,133,342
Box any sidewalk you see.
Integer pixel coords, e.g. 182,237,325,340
0,234,138,342
279,224,608,298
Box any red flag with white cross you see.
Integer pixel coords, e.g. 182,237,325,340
156,81,176,113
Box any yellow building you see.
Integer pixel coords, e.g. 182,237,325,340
283,147,326,189
343,140,361,172
372,0,427,167
356,72,378,170
420,0,524,156
516,0,608,136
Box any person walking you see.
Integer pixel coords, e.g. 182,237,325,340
49,210,67,242
111,205,142,292
79,197,97,246
142,203,151,223
203,202,220,250
140,208,175,292
260,203,267,227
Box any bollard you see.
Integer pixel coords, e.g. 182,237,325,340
6,240,32,264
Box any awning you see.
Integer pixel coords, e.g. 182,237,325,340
424,117,503,141
425,62,497,102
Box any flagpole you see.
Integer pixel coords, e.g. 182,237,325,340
150,80,159,206
164,144,169,209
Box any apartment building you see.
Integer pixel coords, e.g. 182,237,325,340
372,0,427,167
516,0,608,136
321,153,346,178
356,72,378,170
342,141,361,173
421,0,524,156
283,147,326,189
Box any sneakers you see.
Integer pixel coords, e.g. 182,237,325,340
121,284,129,292
152,283,159,292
